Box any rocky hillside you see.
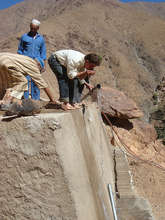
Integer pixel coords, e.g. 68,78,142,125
1,0,165,119
1,2,165,219
130,1,165,19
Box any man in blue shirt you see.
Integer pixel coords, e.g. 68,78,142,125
17,19,47,100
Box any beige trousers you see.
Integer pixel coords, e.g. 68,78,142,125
0,53,48,99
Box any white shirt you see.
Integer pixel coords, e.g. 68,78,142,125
54,49,85,79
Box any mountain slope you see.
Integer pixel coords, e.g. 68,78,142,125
1,0,165,119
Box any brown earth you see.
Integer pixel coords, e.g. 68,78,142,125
128,158,165,220
1,0,165,219
1,0,165,118
104,119,165,220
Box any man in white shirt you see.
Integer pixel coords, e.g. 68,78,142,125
48,49,102,110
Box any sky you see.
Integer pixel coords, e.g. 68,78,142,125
0,0,25,10
121,0,165,2
0,0,165,9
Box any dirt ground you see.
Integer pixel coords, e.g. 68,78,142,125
128,157,165,220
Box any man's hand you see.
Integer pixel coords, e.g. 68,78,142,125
84,82,94,91
35,59,46,73
86,70,96,76
35,59,42,71
40,67,46,73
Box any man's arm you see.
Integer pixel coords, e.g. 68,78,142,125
67,66,95,80
40,37,47,72
40,37,47,61
41,59,46,73
43,87,57,103
84,81,94,90
17,36,24,54
77,70,96,80
44,60,47,69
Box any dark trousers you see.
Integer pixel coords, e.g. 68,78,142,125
48,55,84,103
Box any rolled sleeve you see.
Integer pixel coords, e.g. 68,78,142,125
67,70,77,79
79,79,85,85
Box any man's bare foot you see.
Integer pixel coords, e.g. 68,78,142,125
72,103,82,109
61,103,75,110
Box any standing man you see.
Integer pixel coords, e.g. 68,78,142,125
17,19,46,100
48,49,102,110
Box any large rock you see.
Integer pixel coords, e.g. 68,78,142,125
97,87,143,119
1,99,41,116
110,118,165,170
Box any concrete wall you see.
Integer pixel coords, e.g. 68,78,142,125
0,102,156,220
0,103,115,220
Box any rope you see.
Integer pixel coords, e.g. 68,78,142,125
101,111,165,172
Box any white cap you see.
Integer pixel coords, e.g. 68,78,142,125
31,19,40,26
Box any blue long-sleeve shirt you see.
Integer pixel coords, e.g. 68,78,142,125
17,32,46,67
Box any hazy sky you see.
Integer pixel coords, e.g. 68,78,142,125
121,0,165,2
0,0,25,10
0,0,165,10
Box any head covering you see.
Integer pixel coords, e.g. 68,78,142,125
31,19,40,26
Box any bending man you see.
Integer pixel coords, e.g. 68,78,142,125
48,49,102,110
0,53,55,106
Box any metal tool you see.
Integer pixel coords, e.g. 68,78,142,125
81,84,101,101
108,184,118,220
